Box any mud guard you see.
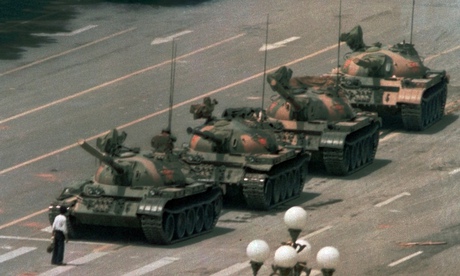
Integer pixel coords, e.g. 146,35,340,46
137,198,170,216
319,131,348,149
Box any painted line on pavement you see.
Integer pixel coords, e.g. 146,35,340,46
210,262,250,276
0,41,341,228
0,27,136,77
38,252,108,276
0,247,36,263
0,235,112,246
375,192,411,207
299,225,333,240
33,25,98,36
0,32,245,126
388,251,423,267
260,36,301,51
0,208,48,230
425,44,460,62
151,30,193,45
122,257,180,276
448,168,460,175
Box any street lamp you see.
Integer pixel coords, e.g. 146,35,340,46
246,206,339,276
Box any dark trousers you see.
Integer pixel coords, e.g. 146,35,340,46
51,231,65,265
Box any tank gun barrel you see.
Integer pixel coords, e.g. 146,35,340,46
78,139,125,174
186,127,223,144
267,74,303,112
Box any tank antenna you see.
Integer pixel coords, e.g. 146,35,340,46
336,0,342,88
168,39,177,132
409,0,415,44
261,14,269,110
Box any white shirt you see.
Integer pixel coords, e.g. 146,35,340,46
52,214,68,234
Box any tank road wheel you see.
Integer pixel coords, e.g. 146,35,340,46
363,137,372,163
300,160,309,184
185,209,196,237
67,216,83,239
194,206,205,233
359,140,367,166
262,179,274,209
272,178,281,204
350,143,360,170
203,204,214,231
213,195,223,221
175,212,186,239
160,213,175,244
279,175,288,201
286,172,295,198
336,145,352,175
292,169,302,196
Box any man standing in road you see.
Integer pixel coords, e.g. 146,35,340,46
51,206,69,265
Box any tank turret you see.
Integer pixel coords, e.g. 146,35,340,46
265,66,381,176
338,25,449,130
267,66,356,122
181,99,310,210
49,129,222,245
186,127,225,151
79,139,125,173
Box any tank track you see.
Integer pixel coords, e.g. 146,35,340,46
401,79,448,131
140,188,222,245
242,157,309,210
322,122,380,176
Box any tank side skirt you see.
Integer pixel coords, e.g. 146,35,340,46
322,120,380,175
140,187,222,245
242,155,309,210
401,79,448,131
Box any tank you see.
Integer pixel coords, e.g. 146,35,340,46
338,25,449,131
265,66,382,176
182,101,311,210
48,129,223,245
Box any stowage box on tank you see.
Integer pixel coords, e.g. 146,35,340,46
338,25,449,131
265,66,382,176
183,102,311,210
48,129,223,245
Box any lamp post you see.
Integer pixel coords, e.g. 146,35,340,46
246,206,339,276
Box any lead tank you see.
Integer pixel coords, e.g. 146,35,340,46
266,66,381,176
48,129,222,245
182,102,311,210
338,25,449,130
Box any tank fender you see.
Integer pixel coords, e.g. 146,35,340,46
319,131,348,149
137,198,170,216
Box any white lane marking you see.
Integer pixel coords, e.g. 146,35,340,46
0,247,36,263
38,252,108,276
309,270,322,276
448,168,460,175
122,257,180,276
375,192,411,207
0,32,245,128
388,251,423,267
0,235,112,246
151,30,193,45
299,226,333,240
209,262,250,276
380,132,400,142
0,38,336,182
33,25,98,37
0,27,136,77
42,226,53,233
259,36,300,51
425,45,460,62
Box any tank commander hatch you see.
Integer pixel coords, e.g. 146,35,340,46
190,97,218,123
151,128,177,153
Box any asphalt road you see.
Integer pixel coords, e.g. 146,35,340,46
1,0,460,275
